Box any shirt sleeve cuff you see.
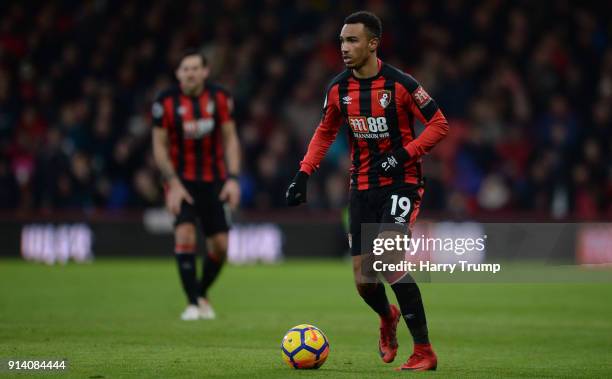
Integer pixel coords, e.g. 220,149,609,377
299,162,316,175
405,143,420,159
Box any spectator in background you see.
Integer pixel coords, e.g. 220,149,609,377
0,0,609,219
0,154,19,208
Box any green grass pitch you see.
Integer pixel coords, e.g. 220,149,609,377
1,259,611,378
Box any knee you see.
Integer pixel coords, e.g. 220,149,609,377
207,234,228,261
356,282,379,299
391,281,421,300
175,223,196,247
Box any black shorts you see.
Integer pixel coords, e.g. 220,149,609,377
348,183,424,256
174,180,230,236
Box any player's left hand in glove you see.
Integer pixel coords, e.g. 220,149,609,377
286,171,309,206
374,148,410,177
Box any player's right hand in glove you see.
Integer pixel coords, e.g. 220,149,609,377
286,171,309,206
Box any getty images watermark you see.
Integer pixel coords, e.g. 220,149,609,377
355,222,612,284
369,233,501,275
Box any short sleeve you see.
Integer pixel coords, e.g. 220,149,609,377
151,94,167,128
216,91,234,124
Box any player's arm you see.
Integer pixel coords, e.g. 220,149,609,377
286,85,343,206
402,85,449,159
219,119,241,209
151,100,193,215
375,80,449,176
216,91,241,210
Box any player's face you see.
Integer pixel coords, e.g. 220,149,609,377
176,55,209,94
340,23,378,69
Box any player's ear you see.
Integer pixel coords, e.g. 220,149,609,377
368,37,379,52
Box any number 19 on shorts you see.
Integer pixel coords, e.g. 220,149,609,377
390,195,411,218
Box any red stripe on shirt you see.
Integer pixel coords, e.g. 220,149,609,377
198,92,214,181
348,78,370,191
163,97,179,169
371,77,393,187
179,95,197,180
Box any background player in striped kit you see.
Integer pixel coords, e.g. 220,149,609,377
286,11,449,371
152,50,241,320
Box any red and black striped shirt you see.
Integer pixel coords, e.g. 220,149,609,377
300,60,449,190
152,83,233,182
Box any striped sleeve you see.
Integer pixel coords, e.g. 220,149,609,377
398,75,449,159
151,93,167,128
216,90,234,124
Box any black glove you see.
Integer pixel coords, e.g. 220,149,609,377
373,148,410,177
286,171,309,206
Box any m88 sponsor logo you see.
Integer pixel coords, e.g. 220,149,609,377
348,116,389,139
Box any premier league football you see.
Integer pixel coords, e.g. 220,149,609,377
1,1,610,378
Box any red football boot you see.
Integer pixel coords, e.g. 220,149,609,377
397,343,438,371
378,304,401,363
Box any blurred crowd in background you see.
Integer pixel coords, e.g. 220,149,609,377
0,0,610,219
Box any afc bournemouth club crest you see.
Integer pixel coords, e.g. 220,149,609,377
377,90,392,108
